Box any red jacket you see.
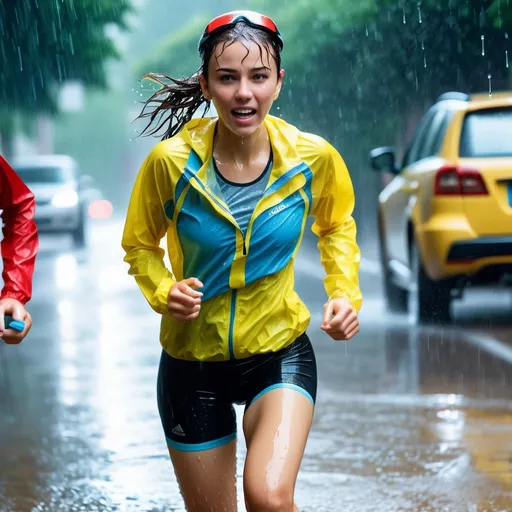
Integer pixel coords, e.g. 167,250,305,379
0,155,38,305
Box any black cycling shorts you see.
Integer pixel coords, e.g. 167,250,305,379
157,332,317,452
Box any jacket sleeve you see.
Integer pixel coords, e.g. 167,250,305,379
0,155,39,305
310,143,363,312
121,147,176,315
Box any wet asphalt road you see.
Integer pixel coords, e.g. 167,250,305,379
1,218,512,512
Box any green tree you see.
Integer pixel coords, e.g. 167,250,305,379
0,0,133,156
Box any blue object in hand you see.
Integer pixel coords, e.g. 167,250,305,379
4,315,25,332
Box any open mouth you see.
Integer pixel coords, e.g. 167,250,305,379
232,109,257,119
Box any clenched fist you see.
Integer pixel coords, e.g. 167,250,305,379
167,277,204,322
321,297,359,341
0,298,33,344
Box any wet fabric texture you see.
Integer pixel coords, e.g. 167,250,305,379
157,332,317,451
122,115,362,361
0,155,38,304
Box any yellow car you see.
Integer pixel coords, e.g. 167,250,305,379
370,91,512,323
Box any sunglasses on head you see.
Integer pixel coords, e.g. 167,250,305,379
198,10,284,53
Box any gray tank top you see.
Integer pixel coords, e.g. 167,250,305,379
212,151,273,236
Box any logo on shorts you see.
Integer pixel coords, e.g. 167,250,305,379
172,424,186,437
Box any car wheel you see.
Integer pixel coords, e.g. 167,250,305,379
72,211,87,249
381,258,408,313
409,241,451,325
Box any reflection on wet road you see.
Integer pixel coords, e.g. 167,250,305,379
0,219,511,511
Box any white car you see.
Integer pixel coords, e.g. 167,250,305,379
11,155,94,248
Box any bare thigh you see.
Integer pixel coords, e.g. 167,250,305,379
168,440,238,512
242,388,314,512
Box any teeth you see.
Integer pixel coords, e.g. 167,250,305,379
234,109,253,114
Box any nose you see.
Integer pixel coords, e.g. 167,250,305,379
235,78,253,101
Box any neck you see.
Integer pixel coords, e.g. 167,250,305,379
214,120,269,164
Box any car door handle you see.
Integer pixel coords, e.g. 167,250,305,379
402,181,419,193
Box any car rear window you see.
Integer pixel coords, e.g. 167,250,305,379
459,107,512,157
14,166,75,184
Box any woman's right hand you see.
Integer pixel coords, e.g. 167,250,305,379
167,277,204,322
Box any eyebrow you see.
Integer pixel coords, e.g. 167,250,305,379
215,66,271,72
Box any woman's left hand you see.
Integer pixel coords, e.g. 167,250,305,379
321,297,359,341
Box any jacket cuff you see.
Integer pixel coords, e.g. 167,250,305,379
153,276,176,314
0,290,28,305
327,290,362,313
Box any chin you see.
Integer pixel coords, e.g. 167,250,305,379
230,125,260,138
226,118,265,138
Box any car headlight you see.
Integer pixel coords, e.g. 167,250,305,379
51,190,79,208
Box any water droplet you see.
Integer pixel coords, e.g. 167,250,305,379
481,35,485,56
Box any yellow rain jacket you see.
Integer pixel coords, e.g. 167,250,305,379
122,115,362,361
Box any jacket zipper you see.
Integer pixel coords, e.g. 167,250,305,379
189,170,306,360
228,290,237,359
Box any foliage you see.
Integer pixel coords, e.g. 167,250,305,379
0,0,133,113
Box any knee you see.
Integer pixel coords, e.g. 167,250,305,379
244,482,294,512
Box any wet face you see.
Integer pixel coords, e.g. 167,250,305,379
199,40,284,138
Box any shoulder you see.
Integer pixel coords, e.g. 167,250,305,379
294,130,351,189
135,139,189,196
296,131,344,175
142,136,196,187
145,136,191,165
146,117,215,166
297,131,332,159
266,115,335,162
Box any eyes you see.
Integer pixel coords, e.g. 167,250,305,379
219,73,269,82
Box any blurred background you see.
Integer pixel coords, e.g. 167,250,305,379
1,1,512,511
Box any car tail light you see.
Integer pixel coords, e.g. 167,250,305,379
434,165,488,196
88,199,113,219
